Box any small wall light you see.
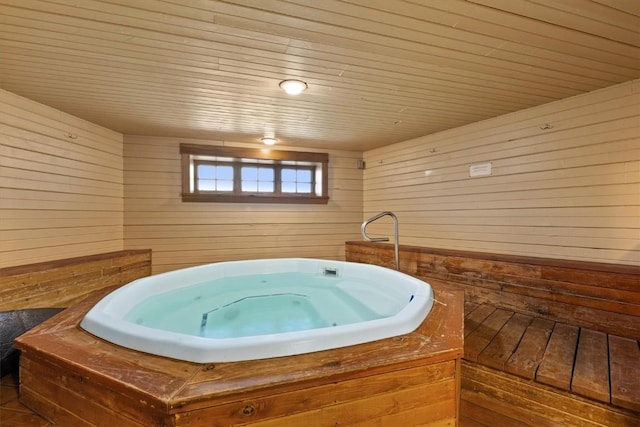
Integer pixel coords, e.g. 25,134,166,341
279,79,308,95
261,137,277,145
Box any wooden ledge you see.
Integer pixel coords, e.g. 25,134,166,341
0,250,152,311
0,250,151,277
346,241,640,275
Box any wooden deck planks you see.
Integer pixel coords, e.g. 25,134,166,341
504,317,554,380
571,329,610,403
464,304,496,338
536,323,579,391
477,313,532,371
609,335,640,412
464,308,513,362
464,303,640,413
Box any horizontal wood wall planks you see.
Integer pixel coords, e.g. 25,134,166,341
175,362,457,426
345,241,640,338
362,81,640,267
0,89,125,269
0,250,151,310
124,136,363,274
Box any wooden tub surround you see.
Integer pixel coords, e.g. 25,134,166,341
15,286,463,426
346,242,640,427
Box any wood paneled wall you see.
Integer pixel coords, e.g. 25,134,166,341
363,80,640,266
0,250,150,310
123,136,363,273
346,242,640,339
0,89,124,268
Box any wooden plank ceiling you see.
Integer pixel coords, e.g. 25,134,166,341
0,0,638,151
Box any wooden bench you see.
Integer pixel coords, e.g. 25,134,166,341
463,303,639,426
345,242,640,426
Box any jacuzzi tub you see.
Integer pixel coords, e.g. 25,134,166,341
81,258,434,363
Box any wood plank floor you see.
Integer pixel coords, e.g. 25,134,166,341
464,303,640,413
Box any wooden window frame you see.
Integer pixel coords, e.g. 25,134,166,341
180,144,329,204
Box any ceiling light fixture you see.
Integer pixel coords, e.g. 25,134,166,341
279,79,308,95
261,137,277,145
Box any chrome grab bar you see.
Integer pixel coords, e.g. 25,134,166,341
361,211,399,270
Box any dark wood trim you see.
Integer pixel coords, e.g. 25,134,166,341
181,152,191,195
180,143,330,204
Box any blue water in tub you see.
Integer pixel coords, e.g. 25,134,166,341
124,272,396,339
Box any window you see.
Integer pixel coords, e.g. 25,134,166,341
181,144,329,204
195,163,234,192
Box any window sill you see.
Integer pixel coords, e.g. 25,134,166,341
181,193,330,204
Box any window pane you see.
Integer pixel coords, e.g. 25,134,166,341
297,169,312,183
281,167,313,193
197,165,215,179
282,182,296,193
217,180,234,192
242,167,258,181
241,166,275,193
197,180,216,191
258,168,274,181
258,182,274,192
282,168,296,182
217,166,233,180
297,183,312,193
242,181,258,192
